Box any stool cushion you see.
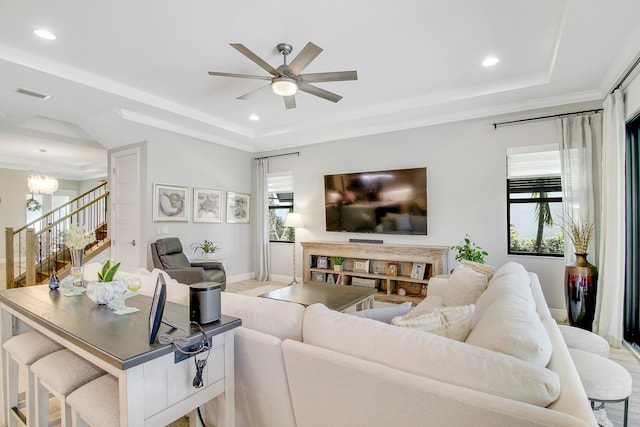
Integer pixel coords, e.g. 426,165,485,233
559,325,610,357
31,349,104,395
569,348,632,402
67,374,119,426
3,331,62,365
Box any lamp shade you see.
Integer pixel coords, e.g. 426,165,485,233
284,212,304,228
272,77,298,97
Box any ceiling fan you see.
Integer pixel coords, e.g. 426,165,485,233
208,42,358,110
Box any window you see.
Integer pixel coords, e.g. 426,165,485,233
268,172,295,242
507,147,564,256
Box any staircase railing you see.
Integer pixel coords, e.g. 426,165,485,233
5,182,110,288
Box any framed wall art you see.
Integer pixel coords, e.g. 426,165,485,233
226,191,250,223
353,259,370,273
411,262,427,279
193,188,223,223
387,262,399,277
153,183,188,222
311,272,325,282
316,256,328,269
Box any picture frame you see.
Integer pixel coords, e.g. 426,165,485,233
336,274,344,285
193,188,223,223
316,256,328,269
226,191,250,223
387,262,399,277
411,262,427,279
311,272,325,282
153,183,188,222
353,259,370,273
326,274,335,284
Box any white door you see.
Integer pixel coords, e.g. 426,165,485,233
110,146,142,271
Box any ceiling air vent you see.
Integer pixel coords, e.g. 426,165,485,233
17,88,50,100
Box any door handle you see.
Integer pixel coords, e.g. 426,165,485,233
128,240,136,246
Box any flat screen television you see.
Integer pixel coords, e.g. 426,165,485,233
324,167,428,235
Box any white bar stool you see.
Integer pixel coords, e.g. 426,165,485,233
2,330,62,426
30,349,104,427
570,348,632,427
67,374,119,427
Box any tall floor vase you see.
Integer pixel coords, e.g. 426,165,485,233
565,253,598,331
70,248,84,287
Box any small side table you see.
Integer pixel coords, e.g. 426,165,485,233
570,348,632,427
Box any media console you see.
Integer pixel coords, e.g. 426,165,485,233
301,241,448,303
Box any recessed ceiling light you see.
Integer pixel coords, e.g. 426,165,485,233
249,114,260,121
34,28,56,40
482,57,499,67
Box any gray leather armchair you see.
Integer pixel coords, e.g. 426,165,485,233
150,237,226,290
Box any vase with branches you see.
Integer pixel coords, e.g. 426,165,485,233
561,215,598,330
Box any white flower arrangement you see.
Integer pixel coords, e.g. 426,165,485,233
64,223,96,250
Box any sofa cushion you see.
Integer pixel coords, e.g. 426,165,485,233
221,292,305,341
303,304,560,407
472,262,534,327
409,295,443,315
391,304,474,341
459,260,495,281
350,302,412,324
442,264,488,306
466,293,553,367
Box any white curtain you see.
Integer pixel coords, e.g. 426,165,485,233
558,113,602,261
594,90,626,347
254,158,271,281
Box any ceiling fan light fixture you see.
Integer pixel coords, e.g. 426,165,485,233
272,77,298,97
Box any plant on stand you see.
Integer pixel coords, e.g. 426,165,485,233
191,240,222,259
64,223,96,287
451,235,488,264
561,216,597,330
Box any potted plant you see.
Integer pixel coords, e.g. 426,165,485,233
331,256,346,272
451,235,488,264
561,216,597,330
191,240,222,259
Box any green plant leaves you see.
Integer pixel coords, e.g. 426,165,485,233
98,260,121,282
451,234,488,264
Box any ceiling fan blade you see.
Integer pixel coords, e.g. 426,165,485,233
237,84,271,100
298,70,358,83
298,83,343,103
284,95,296,110
284,42,323,76
230,43,282,77
208,71,272,81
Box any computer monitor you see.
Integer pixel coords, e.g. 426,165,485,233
149,274,167,344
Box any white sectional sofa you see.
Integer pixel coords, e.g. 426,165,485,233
84,261,598,426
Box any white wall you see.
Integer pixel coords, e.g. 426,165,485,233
0,168,28,260
266,116,569,313
143,128,254,281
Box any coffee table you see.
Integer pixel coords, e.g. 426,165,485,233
259,282,375,312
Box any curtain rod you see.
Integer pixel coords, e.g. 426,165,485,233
612,54,640,93
493,109,603,130
253,151,300,161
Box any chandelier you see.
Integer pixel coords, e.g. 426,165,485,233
27,174,59,195
27,149,59,195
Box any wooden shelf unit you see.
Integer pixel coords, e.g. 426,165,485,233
301,241,448,302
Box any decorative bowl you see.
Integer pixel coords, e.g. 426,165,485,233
86,280,128,304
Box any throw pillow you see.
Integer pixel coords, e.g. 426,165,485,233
442,264,488,306
392,304,474,341
350,302,412,324
460,259,495,281
465,293,552,366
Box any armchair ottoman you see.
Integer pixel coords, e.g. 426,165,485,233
150,237,226,290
